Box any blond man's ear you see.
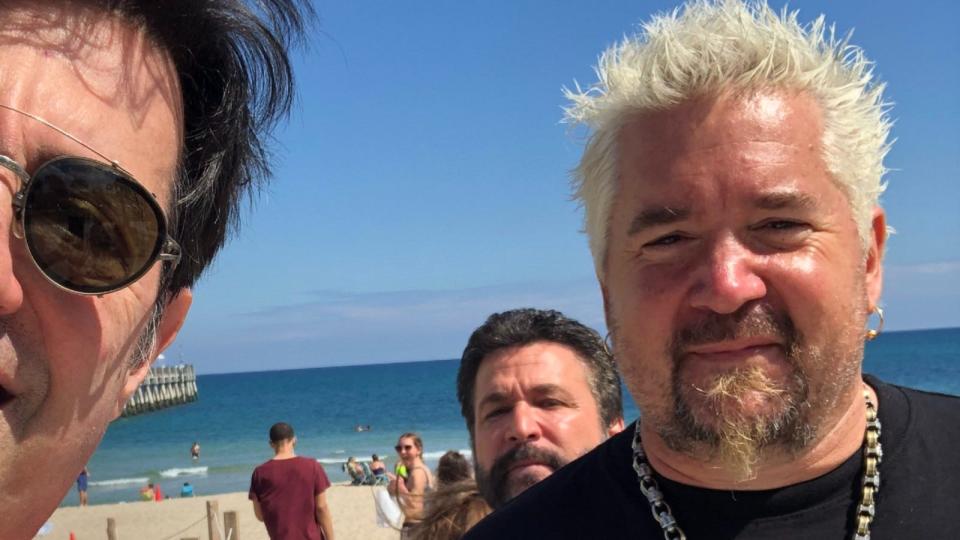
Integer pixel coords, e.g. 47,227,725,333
865,208,887,313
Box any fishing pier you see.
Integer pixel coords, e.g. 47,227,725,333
122,364,199,417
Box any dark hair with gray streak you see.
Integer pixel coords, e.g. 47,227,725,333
97,1,312,367
457,308,624,440
104,0,313,297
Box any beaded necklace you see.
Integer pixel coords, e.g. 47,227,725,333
631,389,882,539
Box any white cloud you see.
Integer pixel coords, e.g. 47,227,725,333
179,278,607,372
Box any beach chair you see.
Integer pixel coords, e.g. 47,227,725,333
344,462,367,485
345,461,378,485
359,462,379,485
372,469,390,486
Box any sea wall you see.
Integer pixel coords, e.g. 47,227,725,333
122,365,198,417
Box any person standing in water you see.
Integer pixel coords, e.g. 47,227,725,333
76,467,89,507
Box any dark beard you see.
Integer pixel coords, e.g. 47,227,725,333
475,444,565,509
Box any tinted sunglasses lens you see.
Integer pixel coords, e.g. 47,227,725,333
23,159,163,293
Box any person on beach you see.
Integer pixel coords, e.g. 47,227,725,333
389,432,435,535
140,483,156,502
180,482,195,498
409,481,492,540
409,451,491,540
76,467,89,507
371,454,387,476
250,422,335,540
435,451,472,486
457,308,625,509
370,454,390,485
0,2,312,538
464,2,960,539
191,442,201,460
345,456,367,485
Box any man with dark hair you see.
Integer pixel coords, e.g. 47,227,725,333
457,308,624,509
0,2,311,538
250,422,335,540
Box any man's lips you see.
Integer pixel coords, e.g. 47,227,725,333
507,460,553,474
681,339,787,369
684,337,782,356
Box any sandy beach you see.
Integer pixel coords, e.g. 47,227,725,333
45,485,400,540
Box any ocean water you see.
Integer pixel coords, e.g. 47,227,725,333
63,327,959,507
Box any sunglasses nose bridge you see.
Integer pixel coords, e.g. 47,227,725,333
0,156,26,240
0,154,27,182
0,155,26,200
0,163,24,314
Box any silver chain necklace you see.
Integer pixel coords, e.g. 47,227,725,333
632,388,882,540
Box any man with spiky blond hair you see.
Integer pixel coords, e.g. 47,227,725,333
465,1,959,538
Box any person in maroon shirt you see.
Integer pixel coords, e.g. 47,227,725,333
249,423,335,540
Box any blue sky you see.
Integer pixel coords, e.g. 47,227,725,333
171,1,960,374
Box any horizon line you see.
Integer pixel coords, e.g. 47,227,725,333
184,325,960,377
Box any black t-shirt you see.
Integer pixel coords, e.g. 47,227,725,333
464,375,960,539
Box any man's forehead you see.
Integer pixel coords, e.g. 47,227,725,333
474,342,591,395
615,90,828,201
619,90,823,154
0,4,183,196
1,6,169,70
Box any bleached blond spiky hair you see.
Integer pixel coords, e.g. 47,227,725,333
564,0,892,279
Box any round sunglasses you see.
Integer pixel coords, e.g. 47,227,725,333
0,104,180,295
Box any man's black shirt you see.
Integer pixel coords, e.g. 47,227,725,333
464,375,960,539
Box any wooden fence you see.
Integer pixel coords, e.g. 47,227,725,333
105,501,237,540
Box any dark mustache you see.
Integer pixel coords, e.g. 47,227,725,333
480,444,565,507
489,444,565,479
671,303,796,354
